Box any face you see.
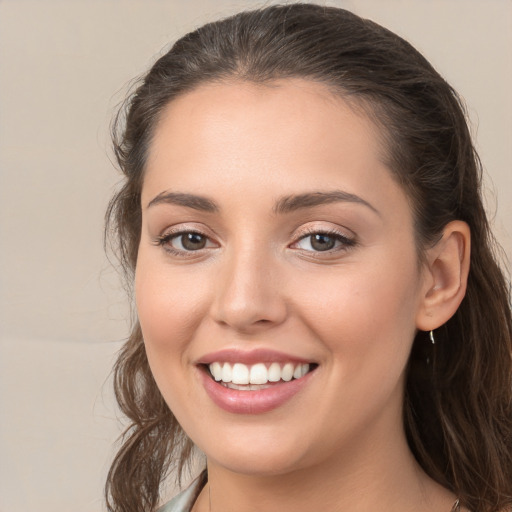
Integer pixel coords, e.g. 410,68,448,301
136,79,428,476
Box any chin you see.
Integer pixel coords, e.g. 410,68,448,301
210,450,308,477
192,423,315,476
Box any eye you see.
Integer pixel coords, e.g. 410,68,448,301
293,231,355,253
174,232,209,251
155,230,217,253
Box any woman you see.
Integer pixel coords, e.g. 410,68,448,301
104,4,512,512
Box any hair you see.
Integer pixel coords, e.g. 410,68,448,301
104,4,512,512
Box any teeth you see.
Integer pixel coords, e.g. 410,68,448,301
208,362,311,385
221,363,232,383
281,363,294,381
232,363,249,385
225,382,274,391
249,363,268,385
211,362,222,381
268,362,281,382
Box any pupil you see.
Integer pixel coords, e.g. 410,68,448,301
311,234,335,251
182,233,206,250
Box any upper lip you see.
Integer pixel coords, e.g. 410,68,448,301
196,348,315,366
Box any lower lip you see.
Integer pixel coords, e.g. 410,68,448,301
199,367,315,414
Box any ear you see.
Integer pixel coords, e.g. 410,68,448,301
416,220,471,331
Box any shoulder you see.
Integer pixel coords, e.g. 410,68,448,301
157,472,207,512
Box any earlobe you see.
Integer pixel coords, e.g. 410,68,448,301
416,220,471,331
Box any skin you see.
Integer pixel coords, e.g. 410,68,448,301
136,79,469,511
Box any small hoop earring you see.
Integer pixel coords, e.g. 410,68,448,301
429,330,435,345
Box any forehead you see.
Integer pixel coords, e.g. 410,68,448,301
148,79,387,162
141,79,406,222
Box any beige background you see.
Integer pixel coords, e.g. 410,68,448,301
0,1,510,511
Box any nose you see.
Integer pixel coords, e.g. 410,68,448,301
210,246,287,333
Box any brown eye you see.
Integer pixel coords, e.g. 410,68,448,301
296,233,337,252
293,231,355,253
156,230,216,253
176,232,208,251
310,234,336,251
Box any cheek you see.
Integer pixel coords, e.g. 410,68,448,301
134,260,213,418
293,257,420,369
291,262,420,435
134,258,210,362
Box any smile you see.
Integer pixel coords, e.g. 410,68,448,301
197,350,318,414
208,362,311,389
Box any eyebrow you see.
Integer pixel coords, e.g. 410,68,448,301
146,189,379,216
273,191,380,216
147,191,219,212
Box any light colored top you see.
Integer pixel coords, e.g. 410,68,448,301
157,473,206,512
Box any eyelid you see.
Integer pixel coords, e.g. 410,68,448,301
153,223,220,256
155,222,217,240
292,222,355,241
289,224,357,254
151,222,356,257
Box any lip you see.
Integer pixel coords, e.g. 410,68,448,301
197,351,317,414
197,348,313,366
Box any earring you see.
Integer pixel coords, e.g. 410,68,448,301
426,330,436,365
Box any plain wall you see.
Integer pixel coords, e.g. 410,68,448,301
0,1,510,511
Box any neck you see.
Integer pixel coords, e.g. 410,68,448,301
194,428,455,512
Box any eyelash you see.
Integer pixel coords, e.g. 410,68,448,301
153,228,356,257
153,229,215,257
291,228,356,255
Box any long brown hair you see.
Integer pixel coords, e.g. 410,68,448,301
105,4,512,511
